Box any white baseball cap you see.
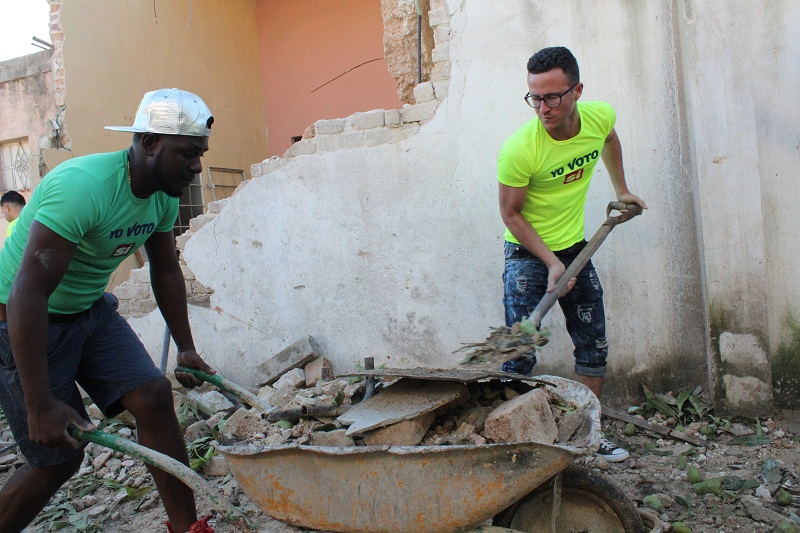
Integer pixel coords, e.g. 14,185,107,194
106,88,213,137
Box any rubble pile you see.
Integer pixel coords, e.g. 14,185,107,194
211,362,594,453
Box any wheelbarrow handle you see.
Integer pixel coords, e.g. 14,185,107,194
175,366,273,413
528,202,642,329
69,426,251,529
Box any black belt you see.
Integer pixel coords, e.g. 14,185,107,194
48,310,88,324
0,303,87,323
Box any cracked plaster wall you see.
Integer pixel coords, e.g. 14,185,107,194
124,1,800,413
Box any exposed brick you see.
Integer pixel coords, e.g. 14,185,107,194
431,62,451,82
180,263,196,281
432,43,450,64
315,131,365,153
176,229,194,251
413,82,436,103
128,300,157,317
113,283,151,301
428,7,449,27
401,101,438,123
483,388,558,445
363,412,435,446
433,24,450,46
349,110,385,130
432,80,450,100
384,109,402,128
207,199,228,213
129,267,150,284
283,139,316,158
314,118,345,135
189,213,216,233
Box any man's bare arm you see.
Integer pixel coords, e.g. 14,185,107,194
498,183,574,293
602,128,648,210
7,221,94,448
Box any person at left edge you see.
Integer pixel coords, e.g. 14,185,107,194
0,88,217,533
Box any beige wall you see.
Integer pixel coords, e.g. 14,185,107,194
255,0,404,156
58,0,267,175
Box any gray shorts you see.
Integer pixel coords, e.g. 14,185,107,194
0,293,163,467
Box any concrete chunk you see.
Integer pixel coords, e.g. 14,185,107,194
257,336,320,385
203,455,230,476
310,429,356,447
483,388,558,444
195,391,235,414
339,378,466,436
304,357,333,387
364,411,435,446
273,368,306,391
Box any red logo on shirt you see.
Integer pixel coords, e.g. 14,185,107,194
111,243,135,257
564,168,584,184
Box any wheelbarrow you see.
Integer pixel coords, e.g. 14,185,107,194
72,369,643,533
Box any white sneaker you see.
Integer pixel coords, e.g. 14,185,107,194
596,437,630,462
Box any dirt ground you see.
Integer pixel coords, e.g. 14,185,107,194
1,404,798,533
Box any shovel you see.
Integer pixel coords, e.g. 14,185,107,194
459,201,643,366
67,366,269,530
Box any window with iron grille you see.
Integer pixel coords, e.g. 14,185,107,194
172,168,246,238
0,139,34,191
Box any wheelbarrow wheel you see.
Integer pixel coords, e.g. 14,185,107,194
493,465,644,533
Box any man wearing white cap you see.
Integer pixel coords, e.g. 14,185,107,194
0,89,217,532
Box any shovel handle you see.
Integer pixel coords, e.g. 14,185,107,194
69,426,250,527
528,202,642,329
175,366,273,413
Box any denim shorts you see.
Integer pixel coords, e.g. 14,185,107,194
503,240,608,377
0,293,163,467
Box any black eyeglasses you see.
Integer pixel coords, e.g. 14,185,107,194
524,83,579,109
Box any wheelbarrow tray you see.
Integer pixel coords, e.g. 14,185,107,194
219,375,600,533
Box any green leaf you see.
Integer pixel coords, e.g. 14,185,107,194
688,394,709,418
276,419,293,429
755,418,764,436
641,383,679,418
124,485,154,500
676,390,691,412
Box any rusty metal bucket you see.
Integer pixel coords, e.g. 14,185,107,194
220,375,600,533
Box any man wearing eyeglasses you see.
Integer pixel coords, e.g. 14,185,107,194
497,46,647,462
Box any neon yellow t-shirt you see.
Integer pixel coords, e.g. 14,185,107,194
5,218,17,237
0,150,178,314
498,101,615,251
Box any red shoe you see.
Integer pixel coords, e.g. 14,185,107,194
166,516,214,533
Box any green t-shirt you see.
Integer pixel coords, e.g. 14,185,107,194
497,101,616,251
0,150,178,314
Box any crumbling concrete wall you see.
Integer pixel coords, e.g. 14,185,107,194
121,0,800,416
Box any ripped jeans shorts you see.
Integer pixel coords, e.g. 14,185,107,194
503,240,608,377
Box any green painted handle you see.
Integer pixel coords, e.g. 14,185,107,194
175,366,272,413
69,427,250,528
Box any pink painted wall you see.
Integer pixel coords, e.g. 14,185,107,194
256,0,403,156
